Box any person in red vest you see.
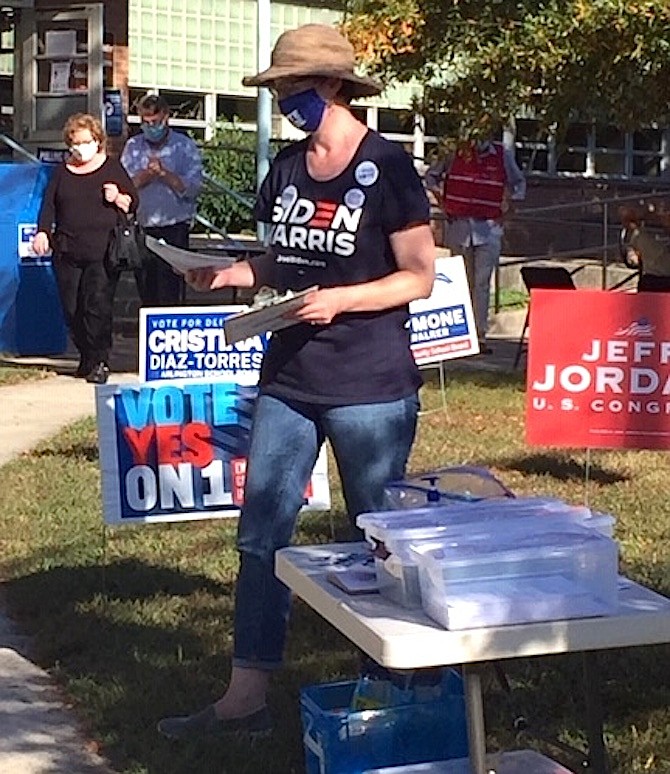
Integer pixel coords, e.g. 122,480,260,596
425,140,526,353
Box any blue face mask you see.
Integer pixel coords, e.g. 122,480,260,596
278,88,327,132
141,121,168,144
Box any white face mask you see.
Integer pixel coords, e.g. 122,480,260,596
70,140,98,163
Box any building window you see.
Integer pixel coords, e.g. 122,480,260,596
349,105,367,125
128,87,148,116
129,88,204,120
378,108,414,135
128,87,209,140
217,95,256,124
515,118,549,173
555,123,590,174
632,128,664,177
514,118,667,179
156,90,205,121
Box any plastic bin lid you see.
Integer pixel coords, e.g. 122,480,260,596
384,482,486,505
360,511,614,559
358,507,455,531
358,498,600,535
360,496,565,525
409,524,614,564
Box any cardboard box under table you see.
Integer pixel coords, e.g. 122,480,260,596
276,543,670,774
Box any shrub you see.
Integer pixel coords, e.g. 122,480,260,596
198,123,258,235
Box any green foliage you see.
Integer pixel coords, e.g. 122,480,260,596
198,123,257,235
342,0,670,142
495,287,529,309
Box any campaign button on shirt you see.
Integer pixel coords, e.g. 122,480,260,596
354,160,379,187
344,188,366,209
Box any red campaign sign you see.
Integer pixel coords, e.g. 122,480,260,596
229,457,313,507
526,289,670,450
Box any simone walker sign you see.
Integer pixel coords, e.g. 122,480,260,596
526,288,670,450
96,381,330,524
408,255,478,364
139,306,268,383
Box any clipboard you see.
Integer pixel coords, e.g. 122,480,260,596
223,286,318,345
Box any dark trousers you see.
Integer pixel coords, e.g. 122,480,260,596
53,255,118,366
135,221,189,306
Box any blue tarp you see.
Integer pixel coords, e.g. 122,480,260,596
0,162,66,355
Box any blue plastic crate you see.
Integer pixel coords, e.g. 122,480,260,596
300,670,468,774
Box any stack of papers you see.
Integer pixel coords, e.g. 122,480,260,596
145,235,237,273
327,566,379,595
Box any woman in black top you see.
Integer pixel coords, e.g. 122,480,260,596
34,113,138,383
158,24,436,741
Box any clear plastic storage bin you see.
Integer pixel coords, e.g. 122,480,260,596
358,507,455,608
409,526,618,630
357,501,616,609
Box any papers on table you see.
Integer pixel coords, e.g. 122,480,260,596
327,567,379,596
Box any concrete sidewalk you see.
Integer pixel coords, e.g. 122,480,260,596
0,362,137,774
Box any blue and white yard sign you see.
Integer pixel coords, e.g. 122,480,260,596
102,306,329,524
18,223,52,265
139,306,269,383
409,255,479,364
96,380,331,525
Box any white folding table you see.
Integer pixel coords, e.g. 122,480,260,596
276,543,670,774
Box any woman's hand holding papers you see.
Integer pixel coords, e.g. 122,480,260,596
185,261,256,292
292,287,343,326
185,267,217,291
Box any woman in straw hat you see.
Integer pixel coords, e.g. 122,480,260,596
158,23,436,741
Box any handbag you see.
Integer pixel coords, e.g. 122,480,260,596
106,212,146,272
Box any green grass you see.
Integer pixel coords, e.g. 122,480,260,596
493,288,529,310
0,364,51,385
0,371,668,773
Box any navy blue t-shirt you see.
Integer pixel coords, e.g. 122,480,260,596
253,130,430,405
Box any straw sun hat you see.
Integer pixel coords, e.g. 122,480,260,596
242,24,382,98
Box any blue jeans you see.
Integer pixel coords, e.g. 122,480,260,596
462,235,502,340
233,391,419,670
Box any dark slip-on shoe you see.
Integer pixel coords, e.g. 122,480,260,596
157,704,273,741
